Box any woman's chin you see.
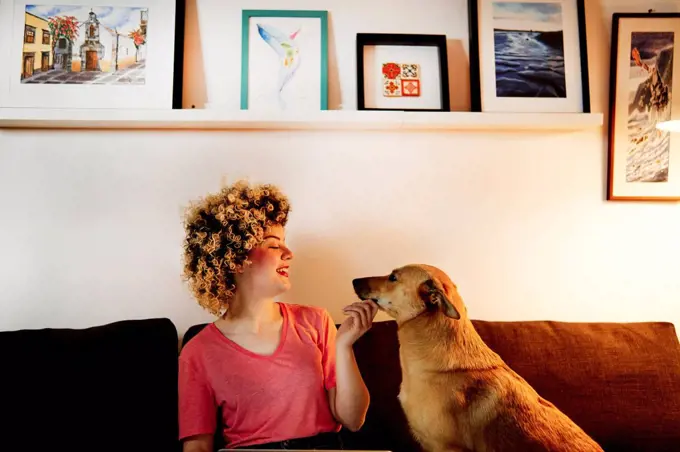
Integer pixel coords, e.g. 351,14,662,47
272,279,291,294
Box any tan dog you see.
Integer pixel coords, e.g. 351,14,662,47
352,264,603,452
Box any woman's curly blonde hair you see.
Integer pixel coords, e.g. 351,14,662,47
182,180,291,316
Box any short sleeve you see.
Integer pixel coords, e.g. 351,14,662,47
178,353,217,440
319,309,338,390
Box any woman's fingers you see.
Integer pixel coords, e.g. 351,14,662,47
365,299,379,317
343,301,375,330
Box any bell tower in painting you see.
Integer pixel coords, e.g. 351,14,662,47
79,9,105,71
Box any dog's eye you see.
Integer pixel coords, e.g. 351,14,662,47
388,273,397,282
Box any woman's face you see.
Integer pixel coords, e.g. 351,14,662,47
237,224,293,299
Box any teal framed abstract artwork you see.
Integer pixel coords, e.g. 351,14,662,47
240,9,328,111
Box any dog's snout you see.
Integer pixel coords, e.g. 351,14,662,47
352,277,371,299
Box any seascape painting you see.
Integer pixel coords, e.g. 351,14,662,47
21,5,148,85
626,31,674,183
246,15,323,111
492,2,566,98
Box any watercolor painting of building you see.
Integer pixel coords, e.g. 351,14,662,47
22,11,54,79
21,6,148,85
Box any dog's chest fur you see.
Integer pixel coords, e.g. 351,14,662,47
398,364,476,451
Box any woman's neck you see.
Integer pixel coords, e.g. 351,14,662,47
218,295,282,333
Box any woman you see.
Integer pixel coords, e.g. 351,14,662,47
179,180,378,452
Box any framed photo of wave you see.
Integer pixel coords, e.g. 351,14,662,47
0,0,184,109
607,13,680,201
240,9,328,112
468,0,590,113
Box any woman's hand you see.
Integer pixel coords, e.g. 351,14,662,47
330,300,378,431
336,300,378,348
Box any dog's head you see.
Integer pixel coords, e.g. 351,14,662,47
352,264,465,324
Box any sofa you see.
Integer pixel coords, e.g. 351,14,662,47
0,318,179,452
2,317,680,452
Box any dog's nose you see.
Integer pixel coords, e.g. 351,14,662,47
352,278,369,296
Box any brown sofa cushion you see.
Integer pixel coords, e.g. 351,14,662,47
473,320,680,451
343,320,680,452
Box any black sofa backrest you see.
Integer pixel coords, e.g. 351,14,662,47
0,318,180,452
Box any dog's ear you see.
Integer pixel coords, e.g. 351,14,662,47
419,278,460,319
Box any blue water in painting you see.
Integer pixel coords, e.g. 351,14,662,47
494,30,567,98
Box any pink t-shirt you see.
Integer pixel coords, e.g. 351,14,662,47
178,302,341,448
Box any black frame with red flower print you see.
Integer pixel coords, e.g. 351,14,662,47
356,33,450,111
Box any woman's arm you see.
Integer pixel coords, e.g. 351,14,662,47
182,434,213,452
329,301,378,431
179,354,217,451
327,345,371,431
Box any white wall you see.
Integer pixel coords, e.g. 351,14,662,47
1,0,680,338
190,0,471,111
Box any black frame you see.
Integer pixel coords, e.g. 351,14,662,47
171,0,186,109
606,12,680,202
467,0,590,113
356,33,450,111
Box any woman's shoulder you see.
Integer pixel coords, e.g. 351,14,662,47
179,323,219,363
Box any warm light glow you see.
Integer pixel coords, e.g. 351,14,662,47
656,120,680,132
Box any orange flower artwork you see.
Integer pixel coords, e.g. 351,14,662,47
382,62,420,97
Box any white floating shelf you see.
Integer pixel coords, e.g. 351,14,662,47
0,108,603,132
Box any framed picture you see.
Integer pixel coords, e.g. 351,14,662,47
356,33,450,112
607,13,680,201
240,9,328,112
0,0,184,109
468,0,590,113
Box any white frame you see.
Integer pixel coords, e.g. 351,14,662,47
474,0,587,113
0,0,179,109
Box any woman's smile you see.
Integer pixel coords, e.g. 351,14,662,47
276,266,289,277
